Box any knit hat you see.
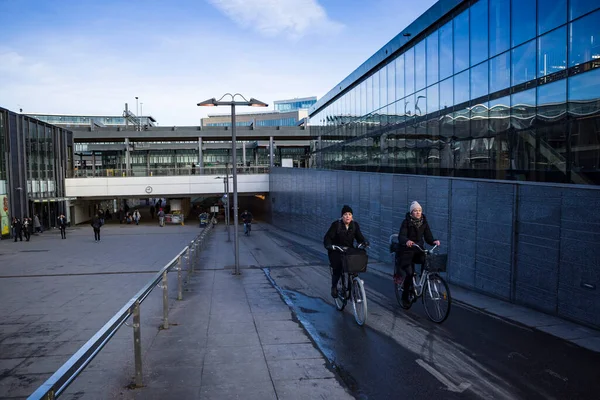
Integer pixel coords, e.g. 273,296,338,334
341,205,353,216
409,201,422,212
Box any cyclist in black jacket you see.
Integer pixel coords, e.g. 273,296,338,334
396,201,440,307
324,205,368,298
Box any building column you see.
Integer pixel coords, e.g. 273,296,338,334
147,150,150,176
198,137,204,174
317,136,322,169
242,141,246,170
269,136,274,168
92,151,96,176
125,138,131,176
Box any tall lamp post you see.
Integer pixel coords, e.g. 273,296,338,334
198,94,268,275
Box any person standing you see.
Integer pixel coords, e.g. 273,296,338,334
133,209,141,225
91,213,103,242
11,217,23,242
23,217,31,241
157,208,165,227
58,214,67,239
33,214,42,234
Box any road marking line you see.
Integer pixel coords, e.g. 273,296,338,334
416,359,472,393
545,369,568,382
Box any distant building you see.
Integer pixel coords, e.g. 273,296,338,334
201,109,308,128
273,97,317,112
25,113,157,130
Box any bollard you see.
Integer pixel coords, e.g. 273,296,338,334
133,300,143,387
177,256,183,300
162,271,169,329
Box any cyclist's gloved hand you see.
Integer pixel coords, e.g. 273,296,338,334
325,245,333,250
363,241,370,247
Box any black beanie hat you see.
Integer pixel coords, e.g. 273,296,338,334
341,205,353,216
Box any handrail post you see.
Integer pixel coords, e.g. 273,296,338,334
133,300,143,387
187,246,192,279
162,271,169,330
177,256,183,300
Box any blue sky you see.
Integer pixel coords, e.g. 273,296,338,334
0,0,437,125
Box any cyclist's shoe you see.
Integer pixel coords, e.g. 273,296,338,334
393,274,403,285
331,286,338,298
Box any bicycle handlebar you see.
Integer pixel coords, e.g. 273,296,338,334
330,243,369,252
411,243,438,254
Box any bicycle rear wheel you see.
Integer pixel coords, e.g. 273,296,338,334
351,276,368,326
395,278,414,310
334,273,347,311
422,274,451,323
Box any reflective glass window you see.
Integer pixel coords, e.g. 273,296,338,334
568,67,600,103
427,83,440,113
489,95,511,133
454,10,470,73
454,70,470,105
537,80,567,122
511,0,536,47
366,76,373,114
489,0,510,57
415,90,427,117
538,0,566,35
415,40,426,91
470,0,489,66
405,47,415,95
387,61,395,105
538,27,567,77
569,0,600,21
427,31,439,86
439,21,453,80
512,39,537,85
470,62,489,100
440,78,453,110
395,54,405,101
569,10,600,66
489,51,511,93
373,71,380,111
511,88,536,130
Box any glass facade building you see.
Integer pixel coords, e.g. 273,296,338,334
274,97,318,112
310,0,600,185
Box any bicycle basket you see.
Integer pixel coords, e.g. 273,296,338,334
426,253,448,272
342,248,368,273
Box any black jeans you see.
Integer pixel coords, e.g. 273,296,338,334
396,249,425,298
328,251,344,289
60,227,66,239
94,228,101,241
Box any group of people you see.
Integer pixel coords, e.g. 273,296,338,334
323,201,439,307
11,214,68,241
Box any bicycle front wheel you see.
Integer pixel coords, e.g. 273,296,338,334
422,274,451,323
334,273,346,311
351,276,368,326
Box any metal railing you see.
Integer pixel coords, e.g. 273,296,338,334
27,219,216,400
67,165,270,178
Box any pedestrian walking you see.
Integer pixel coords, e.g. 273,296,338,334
23,217,31,241
91,213,103,242
11,217,23,242
133,209,141,225
58,214,67,239
157,208,165,227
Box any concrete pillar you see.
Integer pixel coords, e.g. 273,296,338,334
92,151,96,176
242,141,246,170
147,150,150,176
269,136,274,168
125,138,131,176
198,137,204,174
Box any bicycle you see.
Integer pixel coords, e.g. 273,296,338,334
330,243,369,326
393,242,451,323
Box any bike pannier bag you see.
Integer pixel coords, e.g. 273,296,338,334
343,248,368,273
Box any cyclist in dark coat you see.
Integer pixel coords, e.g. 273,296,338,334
324,205,367,298
396,201,440,306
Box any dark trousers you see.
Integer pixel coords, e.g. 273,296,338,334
396,249,425,297
328,251,344,288
60,227,66,239
14,230,22,242
24,229,30,241
94,228,101,241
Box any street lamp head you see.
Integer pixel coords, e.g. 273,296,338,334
197,98,217,107
249,98,268,107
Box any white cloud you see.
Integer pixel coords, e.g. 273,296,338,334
206,0,343,39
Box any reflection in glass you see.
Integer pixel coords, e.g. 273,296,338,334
538,27,567,77
395,55,405,102
569,10,600,67
415,90,427,117
470,102,489,138
427,31,439,86
439,21,453,80
366,76,373,115
454,10,470,73
415,40,427,91
489,95,511,134
489,51,510,93
511,88,536,130
537,80,567,122
387,61,395,106
538,0,566,35
512,40,536,85
373,71,380,112
454,70,470,105
405,47,415,95
427,84,439,114
470,0,489,66
569,0,600,21
489,0,510,57
439,78,453,110
568,68,600,117
511,0,536,47
470,62,489,100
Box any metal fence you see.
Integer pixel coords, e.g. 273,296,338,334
27,219,217,400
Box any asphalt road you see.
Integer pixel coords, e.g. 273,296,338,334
263,229,600,400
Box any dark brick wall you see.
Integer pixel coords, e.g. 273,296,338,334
269,168,600,329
